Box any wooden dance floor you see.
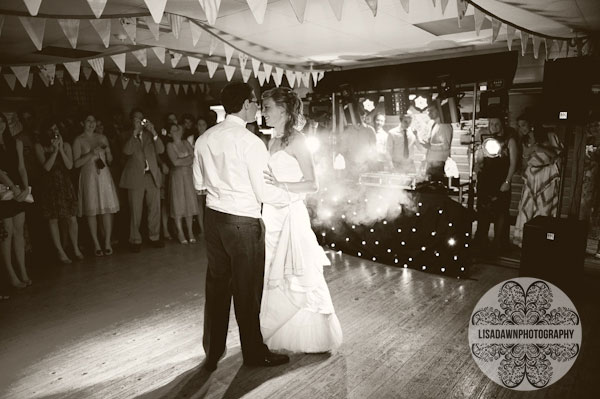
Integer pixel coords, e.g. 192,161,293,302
1,240,599,398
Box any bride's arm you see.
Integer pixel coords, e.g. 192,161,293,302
265,134,318,194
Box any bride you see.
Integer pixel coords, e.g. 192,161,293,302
260,87,343,353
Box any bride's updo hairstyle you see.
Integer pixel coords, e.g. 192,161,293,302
262,87,303,147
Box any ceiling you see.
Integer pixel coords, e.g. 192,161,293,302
0,0,596,84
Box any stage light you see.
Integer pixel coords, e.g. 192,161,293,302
372,257,377,261
422,265,427,270
435,251,440,257
441,267,446,273
383,220,387,225
482,137,502,158
387,249,392,253
453,255,458,261
375,241,379,245
408,257,413,262
403,264,408,268
448,238,456,246
370,228,374,233
346,237,350,241
418,202,423,207
465,232,470,237
353,211,357,216
322,232,327,237
401,241,406,246
416,212,420,217
331,243,336,248
431,231,437,236
397,228,402,233
448,222,453,227
331,226,335,231
464,243,469,248
421,246,426,251
364,198,368,202
394,258,399,264
352,225,356,229
412,228,417,232
460,267,465,271
358,252,362,256
305,136,320,153
341,214,346,219
362,241,366,245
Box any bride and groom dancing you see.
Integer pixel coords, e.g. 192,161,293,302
193,82,342,371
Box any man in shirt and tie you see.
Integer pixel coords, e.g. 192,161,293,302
420,103,453,182
388,113,418,173
193,82,293,371
120,108,165,252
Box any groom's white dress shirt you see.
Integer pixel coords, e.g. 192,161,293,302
193,115,292,218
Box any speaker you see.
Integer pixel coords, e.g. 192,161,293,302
542,57,594,124
520,216,587,296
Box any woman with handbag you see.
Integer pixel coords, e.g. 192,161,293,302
73,114,120,256
0,113,32,289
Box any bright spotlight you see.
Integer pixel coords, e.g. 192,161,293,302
305,136,320,153
482,138,502,158
448,238,456,246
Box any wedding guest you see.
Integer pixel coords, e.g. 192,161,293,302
159,113,177,240
341,107,376,174
388,113,419,173
35,120,82,263
181,114,195,143
474,108,519,255
73,114,120,256
188,117,209,235
418,103,453,181
120,109,165,252
373,113,392,169
166,124,198,244
0,113,31,288
512,115,562,247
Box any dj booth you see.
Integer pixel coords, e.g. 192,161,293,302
308,172,472,277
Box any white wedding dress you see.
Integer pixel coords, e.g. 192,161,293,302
260,150,343,353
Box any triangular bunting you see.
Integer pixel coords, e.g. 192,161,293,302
188,56,201,74
456,0,468,27
144,0,168,24
144,16,160,41
23,0,43,16
88,57,104,78
491,18,501,43
317,71,325,81
274,67,284,86
26,73,33,89
301,71,310,88
58,19,80,48
86,0,108,18
263,64,272,82
223,42,234,64
399,0,409,13
198,0,222,26
4,74,17,91
11,66,30,87
108,73,118,87
364,0,377,17
154,82,162,93
89,18,111,47
520,30,529,56
294,70,303,87
152,46,166,63
257,70,266,86
238,53,248,71
19,17,46,51
246,0,268,24
39,64,55,85
170,52,182,68
285,70,296,87
164,83,171,95
111,53,126,73
241,68,251,83
39,71,50,87
506,25,515,51
132,48,147,67
474,7,485,36
251,58,261,77
441,0,449,14
532,35,542,59
328,0,344,21
82,66,93,80
97,73,104,85
223,64,236,81
55,70,64,85
544,39,551,60
205,60,219,78
311,71,318,85
209,35,219,56
190,20,202,46
63,61,81,82
121,76,130,90
289,0,308,23
182,84,189,94
120,17,137,44
144,80,152,92
168,14,184,39
174,83,180,95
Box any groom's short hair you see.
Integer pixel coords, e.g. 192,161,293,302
221,82,253,114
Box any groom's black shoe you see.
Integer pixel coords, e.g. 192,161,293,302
243,351,290,367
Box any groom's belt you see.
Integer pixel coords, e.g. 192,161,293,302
206,207,261,224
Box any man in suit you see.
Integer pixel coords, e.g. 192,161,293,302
120,108,165,252
193,82,292,371
388,113,419,173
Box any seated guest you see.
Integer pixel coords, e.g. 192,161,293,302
1,113,32,288
388,113,419,173
34,119,82,263
418,103,453,182
73,114,120,256
512,114,562,247
473,108,519,255
166,124,198,244
120,109,165,252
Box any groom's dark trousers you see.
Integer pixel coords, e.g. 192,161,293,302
203,208,269,363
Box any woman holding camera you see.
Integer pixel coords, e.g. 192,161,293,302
73,114,120,256
35,119,82,263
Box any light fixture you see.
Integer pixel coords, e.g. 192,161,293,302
361,241,366,245
321,232,326,237
375,241,379,245
372,257,377,261
387,249,391,253
422,265,427,270
383,220,387,225
401,241,406,246
370,228,374,233
431,232,436,236
305,136,320,153
346,237,350,241
482,137,502,158
441,267,446,272
412,228,417,232
358,252,362,256
448,238,456,246
331,243,335,248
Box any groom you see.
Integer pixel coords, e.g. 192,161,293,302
193,82,294,371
